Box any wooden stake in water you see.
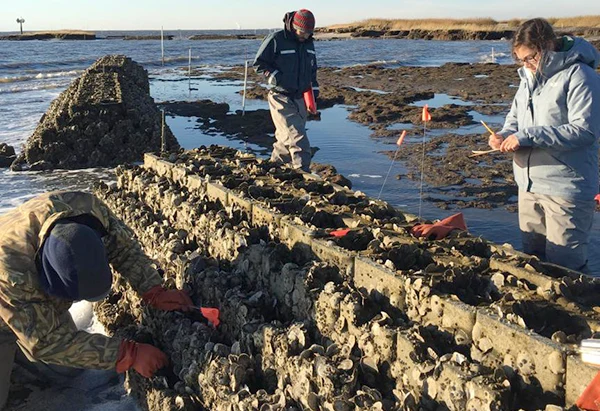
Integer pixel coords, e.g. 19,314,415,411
491,47,495,64
188,48,192,93
161,27,165,66
242,60,249,116
161,109,166,154
419,105,432,219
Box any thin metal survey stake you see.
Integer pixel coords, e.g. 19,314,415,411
377,130,407,200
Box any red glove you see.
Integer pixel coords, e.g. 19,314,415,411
115,340,168,378
142,285,193,311
410,213,467,240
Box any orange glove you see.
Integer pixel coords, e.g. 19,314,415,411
115,340,168,378
141,285,193,311
577,371,600,410
410,213,467,240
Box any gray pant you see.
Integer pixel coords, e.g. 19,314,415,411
268,91,311,172
0,331,87,409
0,332,17,410
519,191,595,272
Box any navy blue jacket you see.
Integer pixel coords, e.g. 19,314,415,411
253,11,319,99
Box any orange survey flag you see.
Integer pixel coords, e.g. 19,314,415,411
422,104,432,122
200,307,221,327
396,130,407,146
330,228,351,237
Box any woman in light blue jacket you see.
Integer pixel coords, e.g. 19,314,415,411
489,18,600,272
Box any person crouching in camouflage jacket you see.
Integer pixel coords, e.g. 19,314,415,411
0,191,193,408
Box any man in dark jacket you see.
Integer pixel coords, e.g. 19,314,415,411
253,9,319,172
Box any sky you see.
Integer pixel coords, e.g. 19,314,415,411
1,0,598,31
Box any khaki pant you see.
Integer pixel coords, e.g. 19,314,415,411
268,91,311,172
519,191,595,272
0,332,16,410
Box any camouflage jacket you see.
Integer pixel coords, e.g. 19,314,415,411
0,191,162,369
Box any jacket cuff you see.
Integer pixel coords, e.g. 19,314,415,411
115,339,136,373
268,70,280,86
514,130,532,147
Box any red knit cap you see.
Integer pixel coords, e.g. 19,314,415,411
292,9,315,34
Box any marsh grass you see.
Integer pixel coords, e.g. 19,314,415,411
329,16,600,31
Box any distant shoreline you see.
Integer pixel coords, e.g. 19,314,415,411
0,31,96,40
314,27,600,42
0,31,264,41
2,18,600,42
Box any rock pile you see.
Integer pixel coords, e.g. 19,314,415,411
0,143,16,168
11,55,178,171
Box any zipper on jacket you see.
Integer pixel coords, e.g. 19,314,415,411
526,90,534,192
527,95,534,122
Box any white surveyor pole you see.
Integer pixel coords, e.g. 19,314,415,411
161,27,165,66
242,60,249,116
188,48,192,92
161,109,166,154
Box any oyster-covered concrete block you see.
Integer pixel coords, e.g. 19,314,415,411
565,354,598,407
90,146,599,410
310,237,355,277
474,309,565,404
354,256,407,310
205,181,230,207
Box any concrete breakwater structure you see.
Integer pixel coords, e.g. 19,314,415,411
0,31,96,40
93,146,600,410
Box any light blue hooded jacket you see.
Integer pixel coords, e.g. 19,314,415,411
500,37,600,201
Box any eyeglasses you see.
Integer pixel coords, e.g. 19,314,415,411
515,52,539,65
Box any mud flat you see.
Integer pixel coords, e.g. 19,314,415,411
92,146,600,410
175,62,522,211
187,60,600,213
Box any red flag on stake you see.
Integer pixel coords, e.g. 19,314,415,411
422,104,432,122
330,228,351,237
200,307,221,327
396,130,407,146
